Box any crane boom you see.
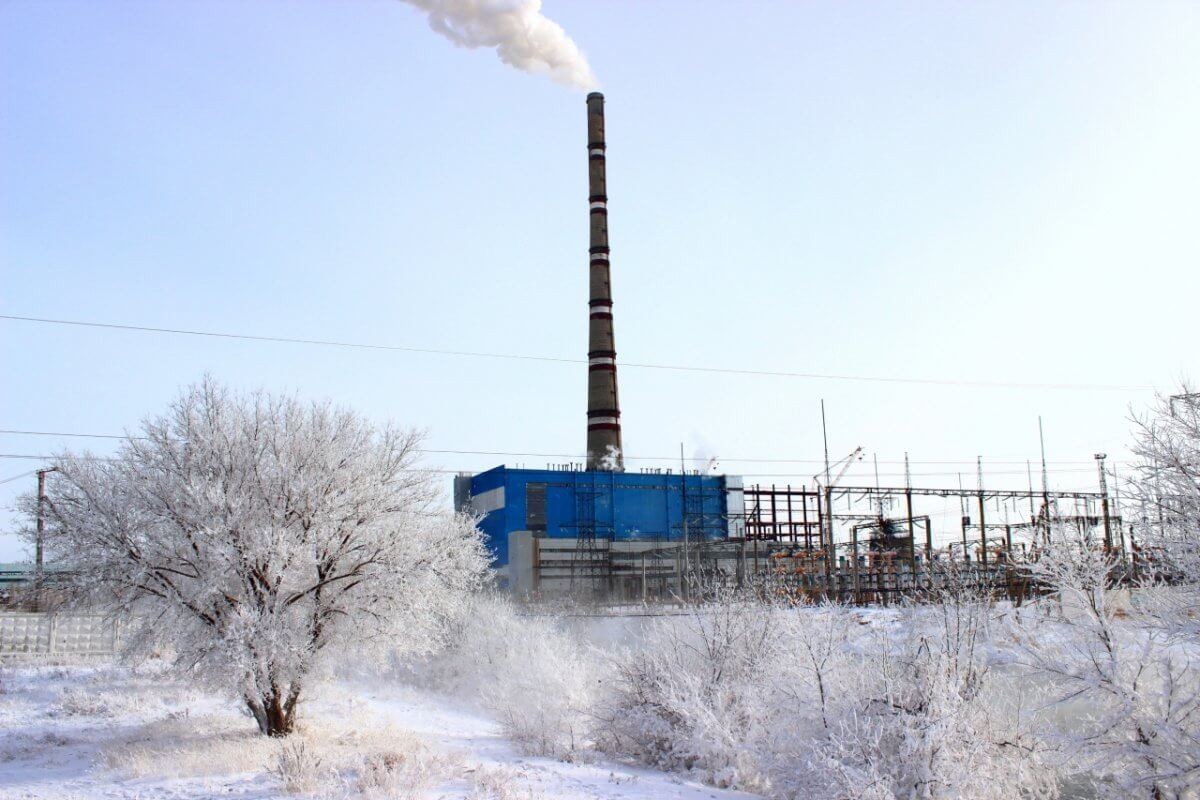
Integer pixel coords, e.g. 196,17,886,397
813,446,864,490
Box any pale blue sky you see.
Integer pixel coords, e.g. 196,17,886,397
3,1,1198,559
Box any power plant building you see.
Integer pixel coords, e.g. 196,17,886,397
454,467,743,595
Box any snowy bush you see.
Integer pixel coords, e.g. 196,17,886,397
55,686,150,718
595,590,1059,800
24,377,490,736
350,729,461,799
468,765,545,800
801,603,1058,800
272,739,327,795
418,595,599,759
596,592,780,791
1011,528,1200,799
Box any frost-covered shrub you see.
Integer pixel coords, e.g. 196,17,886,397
423,595,599,759
56,686,150,718
273,739,327,795
468,765,544,800
774,587,1059,800
596,592,1058,800
340,726,459,799
596,593,779,791
803,618,1058,800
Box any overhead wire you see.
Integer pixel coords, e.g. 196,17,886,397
0,429,1135,467
0,453,461,473
0,314,1154,392
0,453,1123,480
0,470,39,486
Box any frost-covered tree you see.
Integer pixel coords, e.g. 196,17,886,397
26,379,489,736
1129,386,1200,580
1012,527,1200,798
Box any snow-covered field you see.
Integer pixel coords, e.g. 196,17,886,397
0,661,758,800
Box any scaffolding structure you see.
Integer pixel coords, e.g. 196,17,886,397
562,485,614,596
743,486,821,546
738,483,1125,604
504,470,1133,607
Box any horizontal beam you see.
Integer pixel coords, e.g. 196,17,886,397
832,485,1104,500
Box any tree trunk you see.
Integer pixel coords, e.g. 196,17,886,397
246,685,301,736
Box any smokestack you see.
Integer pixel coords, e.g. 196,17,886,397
585,92,624,472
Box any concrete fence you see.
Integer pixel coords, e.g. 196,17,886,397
0,612,120,658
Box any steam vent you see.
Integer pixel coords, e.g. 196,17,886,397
585,92,624,471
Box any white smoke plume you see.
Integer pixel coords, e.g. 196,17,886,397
690,433,720,473
398,0,598,91
600,444,621,471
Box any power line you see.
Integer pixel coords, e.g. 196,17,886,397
0,453,462,474
0,314,1154,392
0,453,1121,479
1,430,139,441
0,470,39,486
0,429,1133,467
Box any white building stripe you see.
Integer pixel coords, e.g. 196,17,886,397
468,486,505,514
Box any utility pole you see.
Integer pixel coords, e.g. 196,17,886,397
958,472,968,560
903,453,917,580
1026,460,1036,522
821,400,833,591
34,467,56,612
1095,453,1112,551
1038,416,1051,544
679,443,689,600
873,454,882,513
821,401,831,490
910,452,931,587
977,456,987,569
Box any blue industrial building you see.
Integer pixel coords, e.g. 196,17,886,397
455,466,741,572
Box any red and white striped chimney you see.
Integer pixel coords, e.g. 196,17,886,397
585,92,624,471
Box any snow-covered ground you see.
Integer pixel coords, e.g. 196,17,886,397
0,662,759,800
